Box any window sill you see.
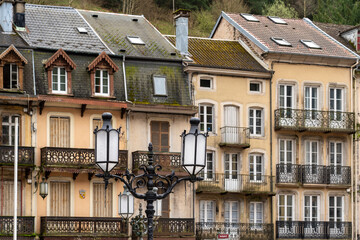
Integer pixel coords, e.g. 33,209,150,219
91,95,116,100
0,88,25,94
48,92,74,97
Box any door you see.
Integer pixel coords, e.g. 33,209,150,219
304,195,320,236
329,142,343,184
224,153,239,191
93,182,112,217
50,181,70,216
278,139,295,183
329,88,344,128
224,201,239,239
329,196,344,237
224,106,239,144
279,85,294,126
250,202,263,230
278,194,295,237
199,200,215,231
304,86,320,127
50,116,70,148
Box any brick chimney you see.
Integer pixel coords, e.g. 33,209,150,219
173,9,190,55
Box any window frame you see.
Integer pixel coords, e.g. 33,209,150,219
224,201,239,223
304,195,320,221
250,202,263,227
199,200,215,223
199,104,214,133
199,78,213,89
153,76,167,96
52,67,68,94
328,196,344,222
271,37,292,46
279,139,295,164
3,63,19,89
94,69,110,96
249,153,264,182
278,194,294,221
249,108,263,137
150,121,170,152
200,151,215,180
1,114,21,146
249,81,261,93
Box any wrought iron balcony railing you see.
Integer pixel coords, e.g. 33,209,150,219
155,218,194,237
41,147,127,169
274,109,355,133
276,221,352,239
0,145,34,166
0,216,35,237
132,151,182,172
276,164,351,186
219,127,250,148
197,173,274,194
196,222,274,240
40,217,128,237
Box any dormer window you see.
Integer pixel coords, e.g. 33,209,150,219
241,13,259,22
153,76,167,96
45,49,76,95
268,16,287,25
300,40,321,49
0,45,28,91
127,36,145,45
271,37,292,46
88,52,119,98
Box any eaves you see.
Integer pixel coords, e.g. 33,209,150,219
127,103,197,116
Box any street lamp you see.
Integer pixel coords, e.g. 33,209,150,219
94,113,207,240
39,177,48,199
118,185,134,219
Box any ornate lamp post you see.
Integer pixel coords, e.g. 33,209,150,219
94,113,207,240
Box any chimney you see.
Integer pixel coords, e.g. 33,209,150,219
14,0,25,28
0,0,14,32
173,9,190,55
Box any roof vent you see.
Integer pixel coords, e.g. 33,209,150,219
240,13,259,22
170,52,176,56
119,49,126,52
77,27,88,34
92,14,98,18
132,18,138,22
268,16,287,25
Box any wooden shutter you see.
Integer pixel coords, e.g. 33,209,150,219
151,121,169,152
93,182,112,217
50,116,70,147
50,181,70,216
0,180,21,216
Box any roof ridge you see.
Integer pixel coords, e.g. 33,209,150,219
77,9,144,18
26,3,74,10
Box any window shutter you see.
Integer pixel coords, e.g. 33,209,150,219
0,180,21,216
50,117,70,147
93,182,112,217
50,181,70,216
150,121,169,152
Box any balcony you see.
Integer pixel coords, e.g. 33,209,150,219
219,127,250,148
196,222,274,240
40,217,128,239
0,146,34,166
132,151,183,173
155,218,194,238
276,221,351,239
274,109,355,134
197,173,274,195
276,164,351,186
41,147,128,171
0,216,35,238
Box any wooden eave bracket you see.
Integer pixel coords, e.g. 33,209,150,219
88,172,95,181
39,101,45,115
72,172,79,180
121,107,126,119
26,100,33,116
44,170,51,180
24,168,30,180
81,104,86,117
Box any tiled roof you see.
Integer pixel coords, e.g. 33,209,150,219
217,12,357,59
166,36,268,72
79,10,181,59
0,28,29,47
17,4,110,53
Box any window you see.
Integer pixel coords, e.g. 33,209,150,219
50,116,70,148
150,121,169,152
278,194,294,221
240,13,259,22
200,200,215,222
199,104,214,132
271,37,292,46
0,180,21,216
95,69,109,96
305,140,319,165
301,40,321,49
279,139,294,164
52,67,67,93
329,141,343,182
93,182,112,217
127,36,145,45
268,16,287,24
1,115,20,146
77,27,88,34
250,202,263,228
279,84,293,116
329,196,343,222
329,87,343,121
3,64,18,89
304,86,319,119
50,181,70,216
249,108,263,136
304,195,319,221
153,76,167,96
200,152,214,180
225,201,239,223
224,153,239,182
249,154,263,182
200,78,212,89
250,82,261,92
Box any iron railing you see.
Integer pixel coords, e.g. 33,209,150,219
196,222,274,240
0,146,34,166
219,127,250,147
41,147,127,169
197,173,274,194
276,221,352,239
132,151,181,171
155,218,194,237
276,164,301,184
40,217,128,237
0,216,35,237
274,109,355,133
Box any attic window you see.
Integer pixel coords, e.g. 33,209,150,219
268,16,287,25
77,27,88,34
271,37,292,46
153,76,167,96
241,13,259,22
300,39,321,49
127,36,145,45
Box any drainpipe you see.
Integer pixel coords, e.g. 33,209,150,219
270,62,274,228
122,55,128,102
31,49,36,95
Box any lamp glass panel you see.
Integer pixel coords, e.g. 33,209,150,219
120,194,130,215
40,182,48,196
183,134,195,166
109,130,119,160
194,135,206,175
154,199,162,217
95,131,108,165
128,193,134,215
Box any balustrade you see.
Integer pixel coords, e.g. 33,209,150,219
219,127,250,148
0,216,35,236
132,151,181,171
155,218,194,237
0,146,34,166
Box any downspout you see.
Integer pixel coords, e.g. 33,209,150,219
270,62,274,227
122,55,128,102
31,49,36,95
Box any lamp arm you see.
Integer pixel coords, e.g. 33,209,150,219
156,175,203,200
110,173,146,200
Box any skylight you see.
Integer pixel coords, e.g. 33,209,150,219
300,40,321,49
77,27,88,34
268,16,287,24
127,36,145,45
241,13,259,22
271,37,292,46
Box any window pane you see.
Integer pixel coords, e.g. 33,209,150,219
153,77,167,95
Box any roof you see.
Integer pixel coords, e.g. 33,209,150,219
211,12,357,59
0,27,29,47
166,36,268,72
17,4,110,54
79,10,181,59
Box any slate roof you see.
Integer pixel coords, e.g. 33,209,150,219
166,36,267,72
0,27,29,47
79,10,181,59
212,12,357,59
17,4,110,54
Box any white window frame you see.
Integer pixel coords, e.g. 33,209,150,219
1,114,20,146
329,141,343,166
250,202,263,229
4,63,18,89
304,86,319,111
249,153,263,182
94,69,109,96
199,104,214,133
224,201,239,223
200,200,215,222
52,67,67,94
301,40,321,49
329,87,344,117
305,140,319,165
271,37,291,46
278,194,294,221
200,151,215,180
153,76,167,96
279,139,295,164
249,108,263,137
304,195,319,221
279,84,294,110
249,81,262,93
199,78,213,89
329,196,344,222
